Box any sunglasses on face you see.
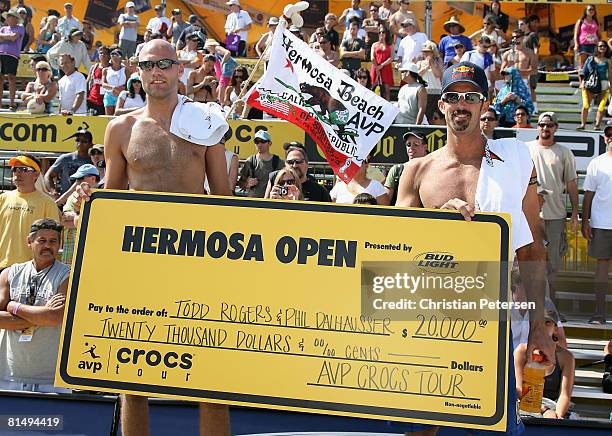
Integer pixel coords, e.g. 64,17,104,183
36,68,50,72
441,91,485,104
538,123,555,128
286,159,305,165
598,45,607,48
138,59,179,71
11,166,36,173
278,179,295,186
481,116,496,122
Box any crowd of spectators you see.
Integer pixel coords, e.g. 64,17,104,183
0,1,610,126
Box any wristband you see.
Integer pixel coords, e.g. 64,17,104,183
11,302,21,316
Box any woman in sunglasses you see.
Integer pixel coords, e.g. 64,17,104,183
370,25,394,101
101,49,127,115
224,65,249,117
492,66,533,127
21,61,57,114
579,41,611,130
269,168,303,201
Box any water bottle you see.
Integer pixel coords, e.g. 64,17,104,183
520,353,545,414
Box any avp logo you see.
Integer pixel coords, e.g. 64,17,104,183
414,252,459,274
78,342,102,373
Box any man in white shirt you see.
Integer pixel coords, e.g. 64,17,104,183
396,18,427,69
461,36,495,95
582,125,612,324
224,0,252,57
58,54,87,115
57,2,82,38
118,1,140,58
146,4,171,36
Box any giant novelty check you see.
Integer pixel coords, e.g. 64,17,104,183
57,191,512,431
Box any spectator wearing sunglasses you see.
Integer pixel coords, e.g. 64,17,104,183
238,130,284,198
1,156,60,272
480,108,498,139
265,142,331,202
0,218,70,393
21,61,57,114
45,128,93,195
269,168,303,201
527,112,579,303
511,105,533,129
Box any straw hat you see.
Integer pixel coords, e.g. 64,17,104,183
444,16,465,33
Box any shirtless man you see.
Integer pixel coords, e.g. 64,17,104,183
501,29,537,86
396,62,555,436
74,39,231,436
187,54,218,103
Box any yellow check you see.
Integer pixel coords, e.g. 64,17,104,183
56,191,512,431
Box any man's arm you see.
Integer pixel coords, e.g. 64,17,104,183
6,279,67,327
0,269,33,330
205,143,232,196
44,160,60,194
581,190,595,240
516,167,556,366
104,118,130,190
72,91,85,114
395,161,423,207
416,86,427,124
567,178,579,226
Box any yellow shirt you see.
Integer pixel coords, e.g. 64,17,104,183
0,190,60,268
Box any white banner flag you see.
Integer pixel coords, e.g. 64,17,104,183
247,26,399,182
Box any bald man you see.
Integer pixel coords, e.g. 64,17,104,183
75,39,231,435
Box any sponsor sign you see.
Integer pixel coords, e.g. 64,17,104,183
57,191,512,430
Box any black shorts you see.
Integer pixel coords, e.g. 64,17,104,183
0,55,18,75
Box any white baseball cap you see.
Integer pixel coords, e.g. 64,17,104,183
125,1,135,8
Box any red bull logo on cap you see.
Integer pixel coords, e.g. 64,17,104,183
451,65,475,81
453,65,472,73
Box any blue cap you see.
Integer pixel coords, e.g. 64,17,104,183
254,130,272,142
70,164,99,181
441,61,488,95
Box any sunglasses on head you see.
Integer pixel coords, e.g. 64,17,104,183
441,91,485,104
11,166,36,173
138,59,179,71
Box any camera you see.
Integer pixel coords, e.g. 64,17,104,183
279,186,288,196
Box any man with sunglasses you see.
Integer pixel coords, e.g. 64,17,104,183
527,112,578,306
511,105,532,129
73,38,232,436
0,218,70,393
1,156,60,273
264,142,331,202
238,130,284,198
396,61,553,436
480,108,498,139
581,126,612,324
45,128,93,196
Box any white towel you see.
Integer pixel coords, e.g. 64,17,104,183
169,95,229,146
475,138,534,253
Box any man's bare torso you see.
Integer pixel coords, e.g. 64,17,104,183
115,109,207,194
407,147,482,208
191,70,215,103
504,49,534,80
